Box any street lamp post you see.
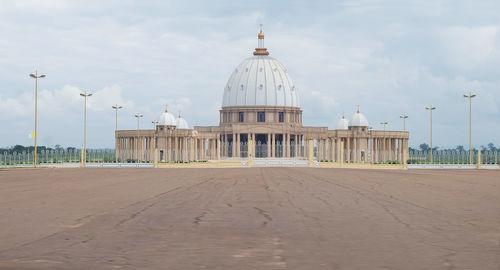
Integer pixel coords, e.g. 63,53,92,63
135,114,143,161
400,113,408,132
380,121,388,162
29,71,46,168
80,91,92,166
463,92,476,164
425,106,436,163
112,104,123,163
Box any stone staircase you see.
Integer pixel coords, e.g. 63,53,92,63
252,158,309,167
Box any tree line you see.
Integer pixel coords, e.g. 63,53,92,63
410,143,498,152
0,145,77,154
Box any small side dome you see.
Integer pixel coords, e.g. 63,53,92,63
158,107,177,126
336,115,349,130
176,113,189,129
348,106,369,127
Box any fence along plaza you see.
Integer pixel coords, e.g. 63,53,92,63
1,146,499,169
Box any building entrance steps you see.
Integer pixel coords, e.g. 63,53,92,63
252,158,309,167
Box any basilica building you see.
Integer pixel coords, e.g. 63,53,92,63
116,29,409,164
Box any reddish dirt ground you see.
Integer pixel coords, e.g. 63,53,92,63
0,168,499,270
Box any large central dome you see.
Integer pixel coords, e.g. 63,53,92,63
221,29,300,108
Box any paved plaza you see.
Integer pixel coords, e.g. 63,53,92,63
0,168,498,269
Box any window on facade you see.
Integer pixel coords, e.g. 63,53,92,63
279,112,284,123
257,112,265,122
239,112,244,122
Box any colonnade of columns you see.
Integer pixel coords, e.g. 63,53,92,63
117,136,221,162
219,133,305,158
313,137,409,163
117,133,408,163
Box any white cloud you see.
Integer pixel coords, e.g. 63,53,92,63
438,26,499,69
0,92,32,117
0,85,134,118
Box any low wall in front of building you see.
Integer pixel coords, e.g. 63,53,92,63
318,162,407,170
156,161,244,168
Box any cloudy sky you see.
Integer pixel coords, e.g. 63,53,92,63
0,0,499,149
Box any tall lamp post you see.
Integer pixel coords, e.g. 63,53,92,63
400,113,408,132
80,91,92,166
380,121,388,162
135,114,143,161
463,92,476,164
29,71,46,168
425,105,436,163
112,104,123,163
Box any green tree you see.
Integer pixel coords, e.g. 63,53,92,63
419,143,430,151
487,143,496,151
12,145,25,153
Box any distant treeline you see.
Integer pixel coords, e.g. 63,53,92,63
409,143,498,152
0,145,76,154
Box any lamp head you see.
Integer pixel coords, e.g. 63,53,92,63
29,74,36,78
39,74,46,78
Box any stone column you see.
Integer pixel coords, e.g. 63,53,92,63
336,138,341,162
197,139,201,160
236,133,240,158
197,138,201,160
358,138,362,162
328,139,332,161
281,134,286,157
377,138,380,163
295,135,299,158
179,137,183,162
184,137,189,162
252,134,256,157
217,135,221,161
377,138,383,163
178,137,182,162
188,138,192,161
231,133,235,158
212,138,215,160
346,137,350,162
287,134,291,158
372,138,376,163
202,139,206,160
352,137,356,162
400,138,404,163
175,137,180,162
271,134,275,157
351,138,356,162
267,133,271,158
404,139,409,164
323,139,327,161
387,138,391,162
387,138,392,161
322,139,326,161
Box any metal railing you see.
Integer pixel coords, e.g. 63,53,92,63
408,149,499,164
